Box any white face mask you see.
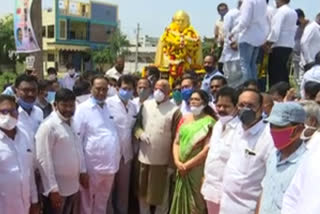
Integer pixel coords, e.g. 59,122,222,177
300,125,318,141
190,105,205,116
107,86,118,97
154,89,165,103
56,110,71,122
219,115,234,125
0,114,17,131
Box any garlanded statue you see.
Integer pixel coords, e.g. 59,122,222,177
155,10,203,85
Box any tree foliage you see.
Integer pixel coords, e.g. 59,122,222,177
0,14,25,72
91,28,130,70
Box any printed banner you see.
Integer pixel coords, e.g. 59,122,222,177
14,0,40,53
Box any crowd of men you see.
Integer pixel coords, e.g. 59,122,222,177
1,0,320,214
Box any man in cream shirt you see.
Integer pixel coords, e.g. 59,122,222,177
134,79,181,214
202,87,240,214
36,89,87,214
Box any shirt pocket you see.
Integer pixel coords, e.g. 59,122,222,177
0,150,13,172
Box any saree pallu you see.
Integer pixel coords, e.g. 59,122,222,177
170,116,215,214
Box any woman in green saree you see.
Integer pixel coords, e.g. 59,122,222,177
170,90,216,214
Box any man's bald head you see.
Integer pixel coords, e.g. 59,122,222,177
155,79,170,96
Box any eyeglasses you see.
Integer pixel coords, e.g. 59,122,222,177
0,109,18,116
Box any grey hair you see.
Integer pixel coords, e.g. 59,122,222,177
300,100,320,126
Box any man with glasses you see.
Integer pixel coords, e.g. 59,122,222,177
219,89,274,214
15,74,44,138
0,95,39,214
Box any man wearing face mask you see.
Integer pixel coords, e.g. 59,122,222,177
180,76,198,115
74,75,120,214
134,79,181,214
259,102,307,214
106,75,138,214
35,89,87,214
36,80,53,118
202,87,239,214
61,63,78,90
299,100,320,149
133,78,153,112
15,74,44,139
219,89,274,214
201,55,224,94
0,95,39,214
105,56,126,81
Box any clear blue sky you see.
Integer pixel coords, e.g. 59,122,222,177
0,0,318,40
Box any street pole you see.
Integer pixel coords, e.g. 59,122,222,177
31,0,43,79
134,23,140,73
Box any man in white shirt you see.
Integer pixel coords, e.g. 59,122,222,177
265,0,297,86
300,53,320,99
202,87,240,214
74,75,121,214
0,95,39,214
60,63,79,90
36,89,87,214
230,0,269,82
301,13,320,66
281,132,320,214
15,74,44,138
106,75,138,214
219,1,243,88
105,56,126,81
201,55,224,94
219,89,274,214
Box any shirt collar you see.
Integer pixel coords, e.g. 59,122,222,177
18,106,34,116
243,119,265,136
227,116,240,129
88,97,106,109
277,143,306,166
204,70,219,79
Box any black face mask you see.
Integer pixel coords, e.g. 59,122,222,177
239,107,257,126
204,66,214,73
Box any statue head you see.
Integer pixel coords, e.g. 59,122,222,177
172,10,190,32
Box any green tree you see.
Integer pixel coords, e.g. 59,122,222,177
91,28,130,71
0,14,25,73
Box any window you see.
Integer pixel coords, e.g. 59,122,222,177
48,25,54,38
47,54,55,62
42,26,46,37
59,20,67,39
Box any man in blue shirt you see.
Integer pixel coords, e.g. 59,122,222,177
259,102,307,214
201,55,223,94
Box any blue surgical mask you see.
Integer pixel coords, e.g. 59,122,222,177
91,97,105,105
18,98,35,111
119,89,133,102
181,88,193,102
47,91,56,103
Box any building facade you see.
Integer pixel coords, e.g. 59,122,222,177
42,0,118,72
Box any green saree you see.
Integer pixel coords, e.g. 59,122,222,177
170,116,215,214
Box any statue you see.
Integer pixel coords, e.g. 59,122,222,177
155,10,203,85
